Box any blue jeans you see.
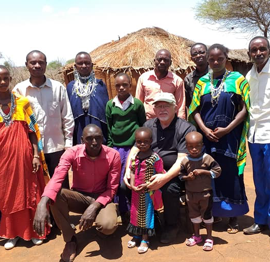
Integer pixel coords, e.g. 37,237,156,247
249,142,270,226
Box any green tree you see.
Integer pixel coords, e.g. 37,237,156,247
195,0,270,37
47,60,63,70
65,58,75,65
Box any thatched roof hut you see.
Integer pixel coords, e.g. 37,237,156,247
62,27,252,99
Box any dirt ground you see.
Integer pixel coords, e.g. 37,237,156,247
1,152,270,262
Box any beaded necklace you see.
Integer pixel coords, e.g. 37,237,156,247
72,70,97,112
209,69,229,107
0,93,16,126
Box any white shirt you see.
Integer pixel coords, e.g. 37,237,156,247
246,58,270,143
14,78,74,153
112,94,134,111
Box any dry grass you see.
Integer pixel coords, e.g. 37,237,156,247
9,67,65,89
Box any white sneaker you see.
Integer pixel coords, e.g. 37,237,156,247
4,237,19,250
31,238,43,245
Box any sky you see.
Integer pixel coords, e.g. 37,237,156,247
0,0,253,66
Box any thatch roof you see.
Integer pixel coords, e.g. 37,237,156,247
63,27,251,75
89,27,195,72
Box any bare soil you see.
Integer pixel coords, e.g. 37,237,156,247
1,151,270,262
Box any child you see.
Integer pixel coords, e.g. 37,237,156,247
106,73,146,214
179,131,221,251
127,127,164,254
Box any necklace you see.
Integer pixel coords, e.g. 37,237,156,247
0,93,16,126
72,70,97,112
209,69,229,107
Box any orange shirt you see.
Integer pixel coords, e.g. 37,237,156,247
135,70,186,120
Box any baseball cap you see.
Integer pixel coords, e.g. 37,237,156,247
152,92,176,105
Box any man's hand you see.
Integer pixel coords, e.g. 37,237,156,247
147,173,168,191
33,197,52,236
79,201,102,231
186,172,196,180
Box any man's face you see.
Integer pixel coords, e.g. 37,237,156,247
81,126,103,157
25,52,47,78
191,44,207,67
248,38,270,69
154,51,172,74
153,101,176,122
75,54,93,77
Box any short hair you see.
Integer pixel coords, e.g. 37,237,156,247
207,44,229,58
26,50,47,62
0,65,9,72
155,49,171,59
115,72,131,83
135,127,152,139
248,36,270,51
75,52,91,61
190,43,207,55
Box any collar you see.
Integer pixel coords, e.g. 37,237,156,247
186,153,205,161
112,94,134,105
27,77,52,89
193,66,209,77
251,58,270,77
150,70,173,80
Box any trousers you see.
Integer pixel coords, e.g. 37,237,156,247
249,142,270,226
50,189,119,242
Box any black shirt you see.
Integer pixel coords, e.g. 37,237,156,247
144,115,196,171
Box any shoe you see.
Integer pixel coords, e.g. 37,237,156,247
127,236,141,248
138,240,149,254
243,223,267,235
32,238,43,245
203,239,213,251
4,237,19,250
160,225,180,244
186,235,203,246
61,237,77,262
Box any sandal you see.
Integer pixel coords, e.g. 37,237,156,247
138,240,149,254
227,224,239,234
186,235,203,246
127,236,141,248
203,239,213,251
227,217,239,234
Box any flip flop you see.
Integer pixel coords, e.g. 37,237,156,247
127,236,141,248
227,223,239,234
186,235,203,246
138,240,149,254
203,239,213,251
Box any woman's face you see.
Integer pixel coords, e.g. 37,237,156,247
207,48,227,75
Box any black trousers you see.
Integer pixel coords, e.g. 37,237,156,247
45,150,69,189
161,177,185,227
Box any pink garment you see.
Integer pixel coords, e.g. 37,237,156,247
135,70,186,119
42,144,121,206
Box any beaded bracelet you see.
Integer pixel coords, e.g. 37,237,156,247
33,155,40,159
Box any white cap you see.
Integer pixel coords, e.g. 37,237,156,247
152,92,176,105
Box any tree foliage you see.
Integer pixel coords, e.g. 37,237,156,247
47,60,63,70
195,0,270,37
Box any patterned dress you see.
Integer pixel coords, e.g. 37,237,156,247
127,152,163,236
0,92,50,240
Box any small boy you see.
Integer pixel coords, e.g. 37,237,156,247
179,131,221,251
106,73,146,214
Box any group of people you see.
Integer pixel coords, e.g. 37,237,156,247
0,35,269,261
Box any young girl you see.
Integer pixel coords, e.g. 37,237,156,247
0,65,50,249
127,127,164,254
